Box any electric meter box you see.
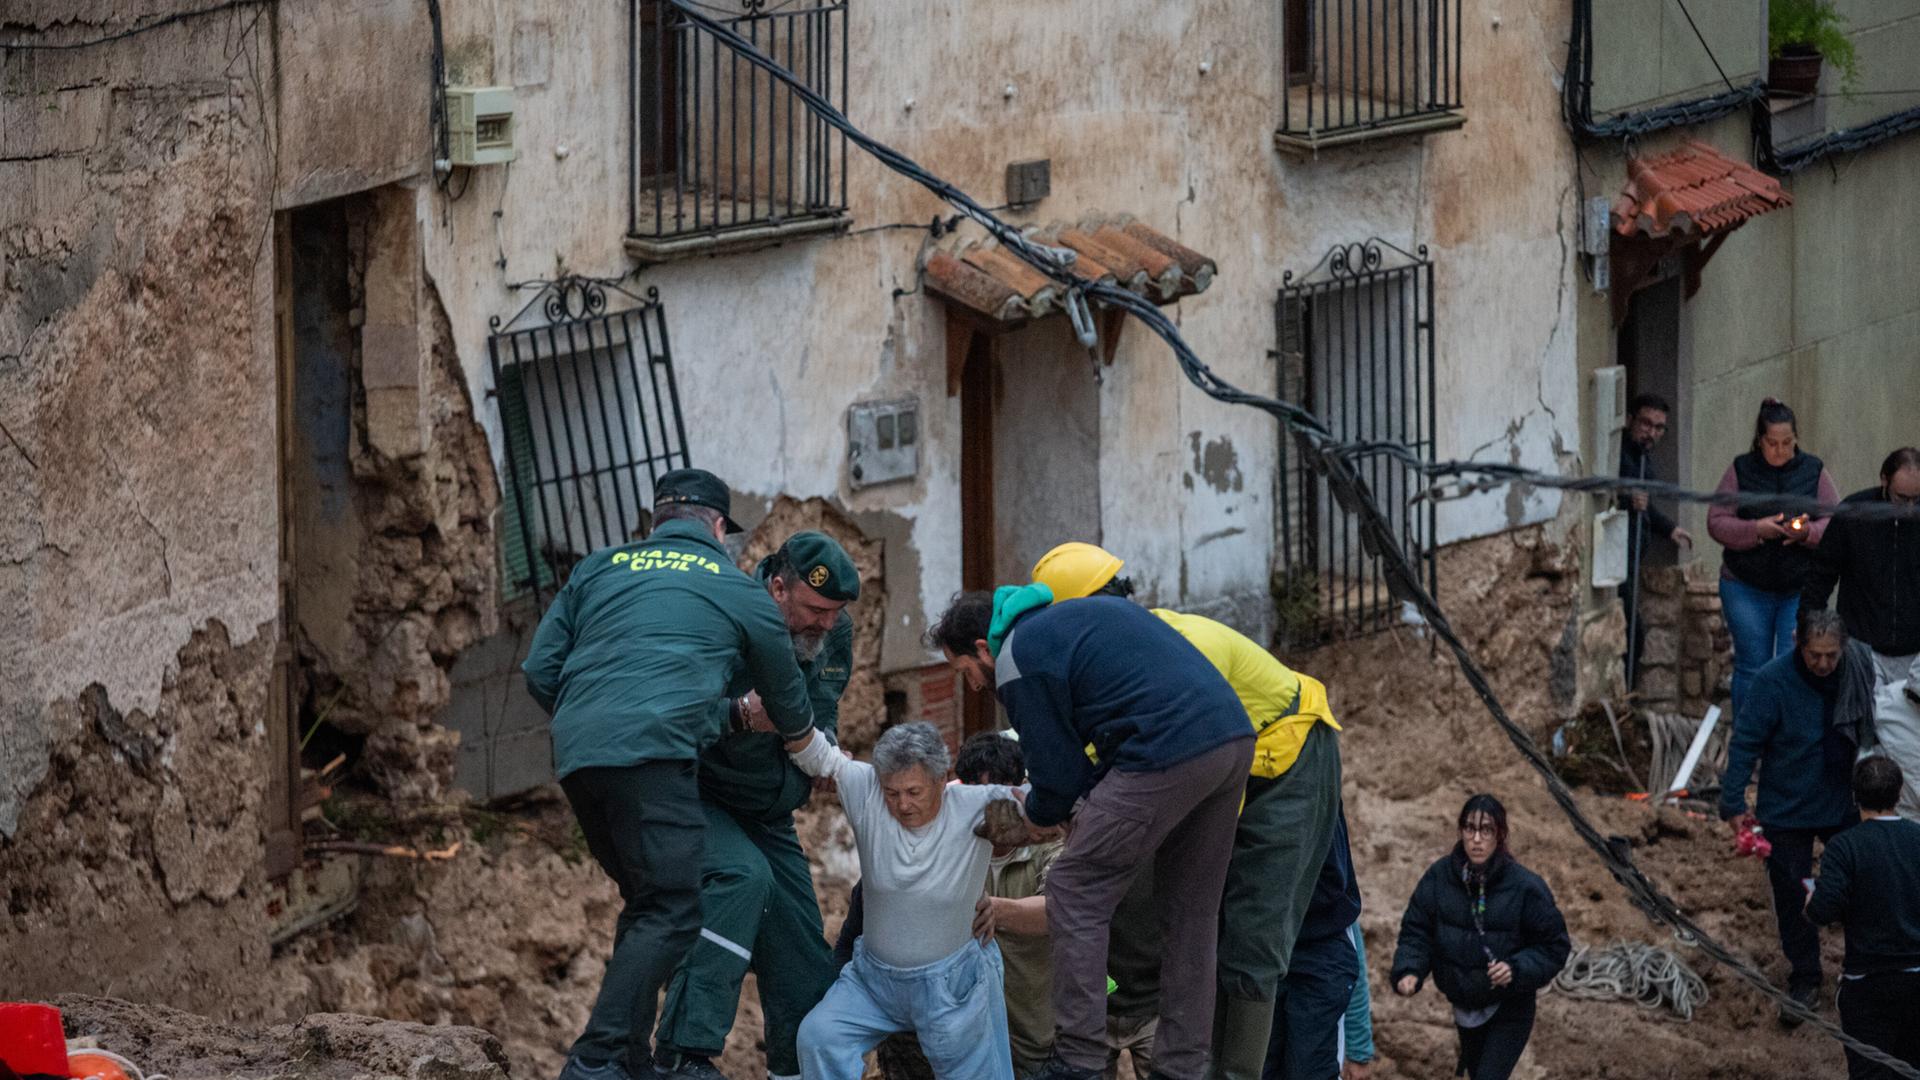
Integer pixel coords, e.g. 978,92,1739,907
847,398,920,489
446,86,518,167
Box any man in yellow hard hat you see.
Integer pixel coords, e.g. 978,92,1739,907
1032,542,1347,1080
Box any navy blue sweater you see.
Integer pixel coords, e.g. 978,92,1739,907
994,596,1250,826
1805,817,1920,975
1719,652,1856,829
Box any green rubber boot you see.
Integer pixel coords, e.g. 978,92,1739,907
1206,993,1277,1080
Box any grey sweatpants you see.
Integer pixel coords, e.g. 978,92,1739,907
1046,737,1255,1080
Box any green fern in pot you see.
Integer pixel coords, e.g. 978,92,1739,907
1769,0,1859,95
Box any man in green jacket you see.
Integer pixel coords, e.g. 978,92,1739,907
653,532,860,1080
524,469,818,1080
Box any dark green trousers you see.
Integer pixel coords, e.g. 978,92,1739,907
561,760,706,1069
1209,722,1343,1080
654,801,834,1076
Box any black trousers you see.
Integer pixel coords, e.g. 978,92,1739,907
1262,927,1358,1080
1453,994,1536,1080
561,760,706,1068
1839,971,1920,1080
1763,824,1850,993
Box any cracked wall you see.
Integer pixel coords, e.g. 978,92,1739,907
1,0,500,1016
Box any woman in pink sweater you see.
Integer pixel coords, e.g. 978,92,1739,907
1706,399,1841,717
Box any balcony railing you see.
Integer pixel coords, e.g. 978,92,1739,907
627,0,850,261
1277,0,1465,152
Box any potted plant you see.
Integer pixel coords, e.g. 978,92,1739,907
1768,0,1859,96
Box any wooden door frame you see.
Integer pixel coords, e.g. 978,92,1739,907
266,212,303,879
955,321,999,738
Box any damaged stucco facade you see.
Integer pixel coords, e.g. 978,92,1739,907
4,0,1586,1034
1,0,501,1010
423,0,1582,656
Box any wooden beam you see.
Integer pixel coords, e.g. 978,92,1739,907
945,307,974,398
1098,307,1126,366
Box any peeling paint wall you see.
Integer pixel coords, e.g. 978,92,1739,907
424,0,1580,661
0,0,498,1009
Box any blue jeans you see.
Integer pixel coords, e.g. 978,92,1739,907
1721,574,1798,719
797,937,1013,1080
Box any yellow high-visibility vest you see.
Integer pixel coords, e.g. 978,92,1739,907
1152,608,1340,779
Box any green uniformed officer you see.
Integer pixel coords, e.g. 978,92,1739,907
653,532,860,1080
523,468,819,1080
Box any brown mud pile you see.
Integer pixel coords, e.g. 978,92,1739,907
48,995,509,1080
1315,528,1845,1079
296,526,1846,1079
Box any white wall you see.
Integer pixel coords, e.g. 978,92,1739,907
419,0,1579,664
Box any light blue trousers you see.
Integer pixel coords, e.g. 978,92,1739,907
797,937,1014,1080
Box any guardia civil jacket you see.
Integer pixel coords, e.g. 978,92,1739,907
699,557,855,820
524,518,814,777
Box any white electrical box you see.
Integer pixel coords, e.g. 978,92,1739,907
446,86,518,167
1591,366,1627,466
848,398,919,489
1589,366,1629,588
1592,508,1629,588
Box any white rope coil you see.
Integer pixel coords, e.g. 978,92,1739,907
1552,941,1710,1021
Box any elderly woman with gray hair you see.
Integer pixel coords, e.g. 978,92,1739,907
784,721,1029,1079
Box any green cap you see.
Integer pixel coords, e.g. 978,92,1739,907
654,468,744,534
778,531,860,602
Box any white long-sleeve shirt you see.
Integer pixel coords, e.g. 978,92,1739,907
791,736,1019,967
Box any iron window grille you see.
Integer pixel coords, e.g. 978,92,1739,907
488,277,690,608
1280,0,1463,142
629,0,849,249
1275,240,1437,646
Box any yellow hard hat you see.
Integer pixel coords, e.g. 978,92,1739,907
1032,542,1125,601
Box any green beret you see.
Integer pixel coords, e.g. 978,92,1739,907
781,531,860,601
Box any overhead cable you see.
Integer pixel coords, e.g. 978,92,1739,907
667,6,1920,1072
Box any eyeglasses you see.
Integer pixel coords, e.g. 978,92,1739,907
1460,823,1499,838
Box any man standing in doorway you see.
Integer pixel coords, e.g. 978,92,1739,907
1619,392,1694,687
524,469,820,1080
653,532,861,1080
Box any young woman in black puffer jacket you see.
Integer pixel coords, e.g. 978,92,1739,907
1390,794,1571,1080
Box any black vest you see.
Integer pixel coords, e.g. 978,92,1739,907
1723,450,1824,594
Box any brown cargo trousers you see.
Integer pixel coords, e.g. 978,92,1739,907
1045,736,1255,1080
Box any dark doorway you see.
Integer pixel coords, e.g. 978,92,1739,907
956,320,1103,737
270,195,375,873
1617,270,1685,569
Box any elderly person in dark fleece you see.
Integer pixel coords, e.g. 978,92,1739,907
1720,607,1861,1021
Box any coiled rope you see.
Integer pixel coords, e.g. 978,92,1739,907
1552,942,1710,1021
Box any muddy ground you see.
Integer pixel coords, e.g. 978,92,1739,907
265,527,1845,1080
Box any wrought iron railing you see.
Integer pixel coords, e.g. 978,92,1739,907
628,0,849,248
488,277,690,607
1281,0,1462,138
1275,240,1437,645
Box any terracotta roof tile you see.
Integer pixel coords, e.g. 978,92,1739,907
1612,141,1792,240
925,217,1216,324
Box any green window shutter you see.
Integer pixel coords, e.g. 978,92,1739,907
496,364,550,602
